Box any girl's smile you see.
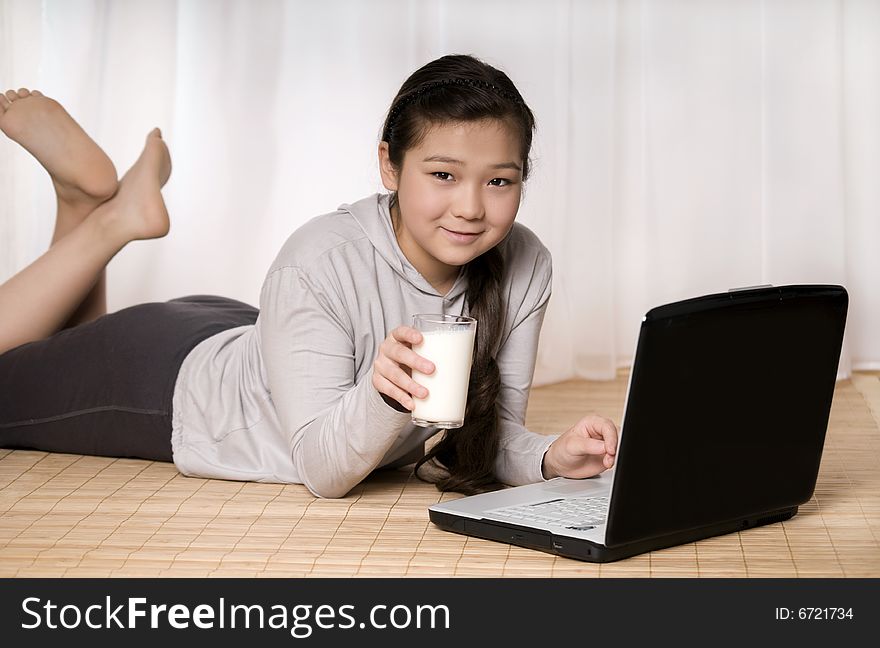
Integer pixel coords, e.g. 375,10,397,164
441,227,482,243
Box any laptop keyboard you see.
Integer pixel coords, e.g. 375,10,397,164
488,496,609,530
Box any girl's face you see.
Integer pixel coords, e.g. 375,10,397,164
378,118,523,294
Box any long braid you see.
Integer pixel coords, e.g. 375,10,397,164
413,247,505,494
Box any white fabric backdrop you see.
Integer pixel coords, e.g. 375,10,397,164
1,0,878,385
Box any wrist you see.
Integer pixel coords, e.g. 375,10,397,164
541,442,560,480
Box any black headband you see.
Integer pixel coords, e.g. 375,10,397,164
383,77,525,142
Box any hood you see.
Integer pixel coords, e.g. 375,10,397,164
339,192,470,301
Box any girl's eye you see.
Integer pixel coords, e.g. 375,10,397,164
430,173,513,186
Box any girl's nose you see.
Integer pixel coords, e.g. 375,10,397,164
451,186,484,220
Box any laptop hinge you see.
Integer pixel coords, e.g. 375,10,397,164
727,283,774,293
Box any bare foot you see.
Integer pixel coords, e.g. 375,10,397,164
0,88,118,208
92,128,172,242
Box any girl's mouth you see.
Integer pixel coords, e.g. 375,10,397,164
442,228,482,243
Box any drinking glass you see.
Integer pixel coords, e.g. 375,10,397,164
410,314,477,429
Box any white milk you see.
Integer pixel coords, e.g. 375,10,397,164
411,328,476,426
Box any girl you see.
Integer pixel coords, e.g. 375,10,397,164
0,54,617,499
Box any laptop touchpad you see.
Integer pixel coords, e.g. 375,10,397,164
544,476,609,495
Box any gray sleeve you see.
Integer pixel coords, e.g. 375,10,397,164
258,265,412,498
493,261,559,486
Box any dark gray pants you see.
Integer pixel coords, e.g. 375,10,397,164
0,295,258,462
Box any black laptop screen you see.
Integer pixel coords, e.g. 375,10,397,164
605,285,848,547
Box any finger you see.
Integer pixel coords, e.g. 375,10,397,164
569,436,608,457
376,354,427,399
392,326,421,347
391,365,428,399
391,341,434,375
374,373,415,411
585,417,618,455
603,422,618,456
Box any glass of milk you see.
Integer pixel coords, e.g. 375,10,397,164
410,314,477,429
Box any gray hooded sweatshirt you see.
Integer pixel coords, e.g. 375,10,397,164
170,192,559,498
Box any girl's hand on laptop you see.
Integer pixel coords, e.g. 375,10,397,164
541,415,618,480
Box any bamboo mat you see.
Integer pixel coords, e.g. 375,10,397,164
1,371,878,578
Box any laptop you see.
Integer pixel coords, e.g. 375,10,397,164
428,284,849,563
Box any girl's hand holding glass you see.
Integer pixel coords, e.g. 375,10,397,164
372,325,435,411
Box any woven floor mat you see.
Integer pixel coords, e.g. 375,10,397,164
1,371,878,578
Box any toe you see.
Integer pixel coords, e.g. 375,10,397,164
5,90,18,102
31,90,43,97
17,88,31,97
0,94,9,111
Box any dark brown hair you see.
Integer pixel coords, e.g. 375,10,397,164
379,54,537,495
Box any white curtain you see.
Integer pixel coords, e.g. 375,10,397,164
1,0,877,385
